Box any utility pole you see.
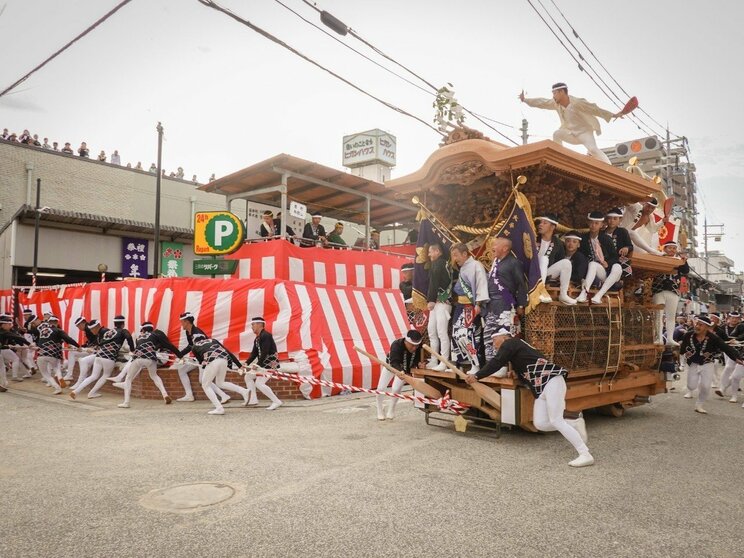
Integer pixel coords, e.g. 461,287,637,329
32,178,41,287
520,119,529,145
154,122,164,279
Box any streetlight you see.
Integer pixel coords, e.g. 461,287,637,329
154,122,164,278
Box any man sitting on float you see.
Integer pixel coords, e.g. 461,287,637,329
577,211,623,304
535,213,577,305
619,197,667,256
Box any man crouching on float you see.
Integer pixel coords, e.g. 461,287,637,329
465,328,594,467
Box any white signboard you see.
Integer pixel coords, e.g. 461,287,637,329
289,201,307,219
342,129,396,168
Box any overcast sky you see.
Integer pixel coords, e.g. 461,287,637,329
1,0,743,270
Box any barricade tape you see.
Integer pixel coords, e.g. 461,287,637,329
174,357,467,414
242,365,469,415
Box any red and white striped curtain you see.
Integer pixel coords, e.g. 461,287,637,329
17,278,410,395
227,239,410,289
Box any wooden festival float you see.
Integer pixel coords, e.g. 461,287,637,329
385,127,681,433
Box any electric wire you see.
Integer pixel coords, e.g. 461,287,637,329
548,0,678,137
0,0,133,98
297,0,520,144
196,0,443,136
525,0,658,138
533,0,660,137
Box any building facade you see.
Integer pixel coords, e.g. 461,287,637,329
602,136,699,256
0,139,246,287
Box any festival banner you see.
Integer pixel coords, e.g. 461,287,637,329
496,191,551,312
121,237,149,279
411,218,453,310
161,242,184,278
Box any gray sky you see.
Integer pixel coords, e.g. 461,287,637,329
1,0,743,269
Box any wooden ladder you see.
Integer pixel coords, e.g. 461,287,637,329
600,292,623,390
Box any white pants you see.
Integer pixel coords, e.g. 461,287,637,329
687,362,713,404
553,128,611,164
1,349,21,379
628,226,662,255
0,352,7,387
122,358,169,405
427,302,451,363
532,376,589,456
719,355,738,393
584,262,623,299
200,359,247,411
37,356,62,392
20,347,35,374
244,371,281,405
65,350,90,380
74,357,116,396
177,362,227,400
652,290,680,345
70,353,96,389
375,368,406,419
540,257,573,297
728,364,744,401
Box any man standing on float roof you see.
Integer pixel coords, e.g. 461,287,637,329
519,83,622,164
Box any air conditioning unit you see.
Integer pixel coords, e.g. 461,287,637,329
615,136,661,157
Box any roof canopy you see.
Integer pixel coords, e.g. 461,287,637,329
200,154,416,227
9,204,192,241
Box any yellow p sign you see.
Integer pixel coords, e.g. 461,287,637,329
193,211,245,255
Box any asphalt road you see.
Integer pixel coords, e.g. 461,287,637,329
1,377,743,558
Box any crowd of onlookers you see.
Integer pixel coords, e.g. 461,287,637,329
1,128,216,183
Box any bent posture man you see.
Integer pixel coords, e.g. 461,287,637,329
376,329,423,421
466,328,593,467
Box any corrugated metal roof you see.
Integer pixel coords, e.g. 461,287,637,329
199,153,417,226
13,205,193,239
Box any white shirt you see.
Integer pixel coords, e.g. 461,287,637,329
111,153,121,165
538,239,551,258
524,95,615,136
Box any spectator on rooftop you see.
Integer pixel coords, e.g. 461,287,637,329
1,128,9,140
176,167,184,179
126,162,132,168
19,129,31,143
209,173,216,182
78,142,89,157
110,150,121,165
52,141,59,151
149,163,157,173
191,174,198,182
32,134,41,146
42,138,51,149
135,162,143,170
97,150,106,162
62,142,74,154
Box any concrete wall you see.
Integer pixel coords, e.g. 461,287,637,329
0,139,246,230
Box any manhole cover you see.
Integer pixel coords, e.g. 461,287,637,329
140,482,242,513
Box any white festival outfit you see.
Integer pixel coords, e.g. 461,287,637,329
523,88,614,164
619,202,665,255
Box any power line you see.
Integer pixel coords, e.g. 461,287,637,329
533,0,659,137
0,0,133,98
196,0,443,136
547,0,679,138
297,0,520,143
524,0,658,138
278,0,518,132
272,0,432,97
